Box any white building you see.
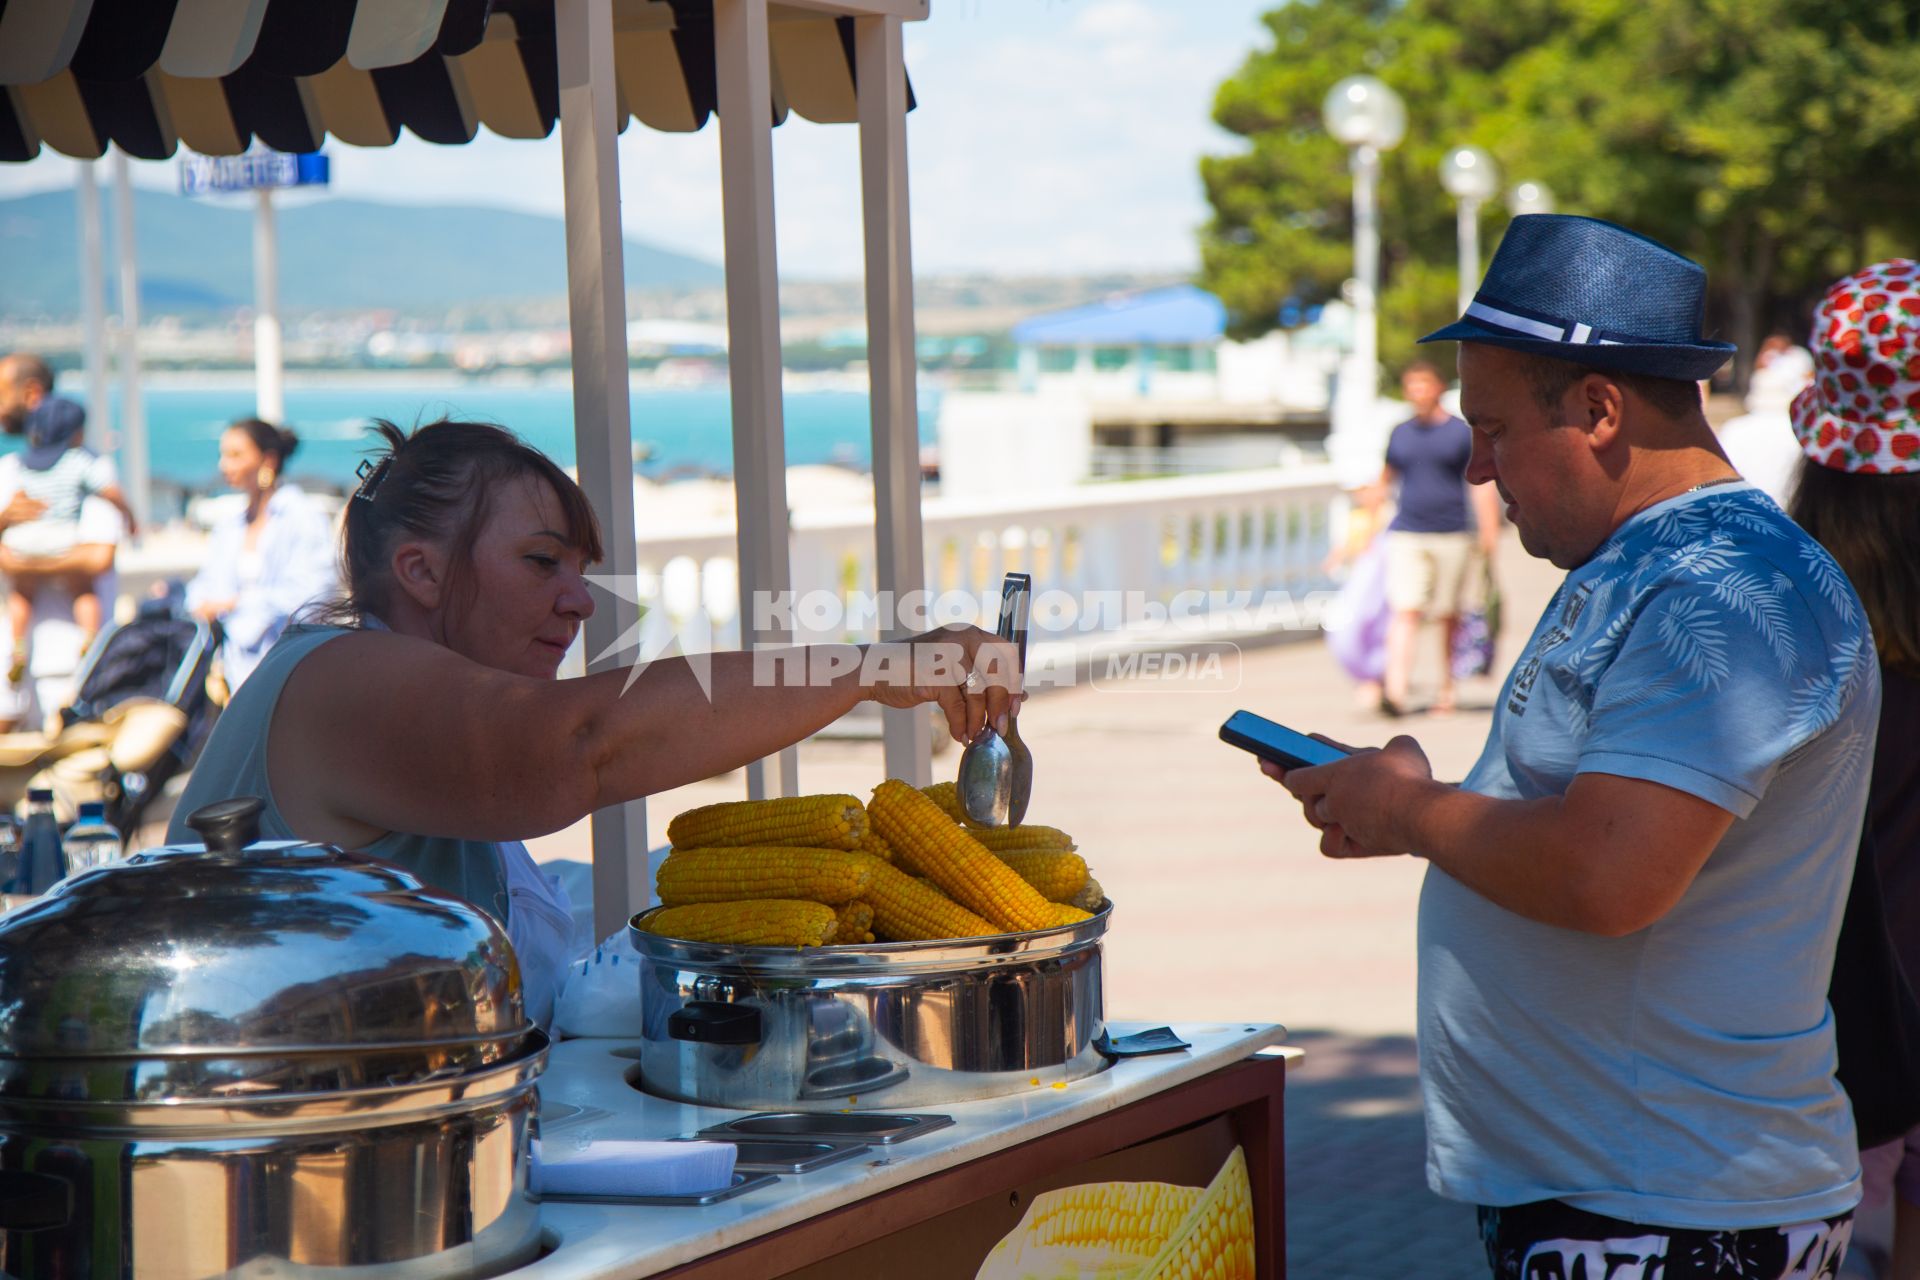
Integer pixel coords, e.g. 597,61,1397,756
937,285,1342,498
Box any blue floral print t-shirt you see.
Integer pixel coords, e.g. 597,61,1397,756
1418,482,1880,1229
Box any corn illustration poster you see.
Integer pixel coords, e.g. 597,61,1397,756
974,1146,1255,1280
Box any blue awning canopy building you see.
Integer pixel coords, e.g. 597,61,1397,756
1010,283,1226,394
1011,284,1226,348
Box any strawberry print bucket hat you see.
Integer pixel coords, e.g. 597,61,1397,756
1792,259,1920,475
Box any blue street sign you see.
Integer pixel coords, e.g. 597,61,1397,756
179,151,330,196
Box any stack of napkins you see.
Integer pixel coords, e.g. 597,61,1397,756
532,1139,737,1198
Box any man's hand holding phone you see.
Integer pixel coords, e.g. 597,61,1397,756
1267,735,1435,859
1221,710,1437,859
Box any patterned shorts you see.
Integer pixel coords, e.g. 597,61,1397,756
1477,1200,1853,1279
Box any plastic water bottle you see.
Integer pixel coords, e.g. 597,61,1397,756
62,802,122,875
6,789,67,895
0,813,20,896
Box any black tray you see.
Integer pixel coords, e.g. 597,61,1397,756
673,1136,870,1174
696,1111,954,1145
537,1170,780,1207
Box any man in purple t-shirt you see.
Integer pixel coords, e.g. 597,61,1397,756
1379,360,1501,715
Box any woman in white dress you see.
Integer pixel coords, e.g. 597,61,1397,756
185,419,338,689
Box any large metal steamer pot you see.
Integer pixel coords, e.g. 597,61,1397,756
630,904,1110,1111
0,798,547,1280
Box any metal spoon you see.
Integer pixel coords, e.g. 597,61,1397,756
958,574,1032,829
1001,580,1034,826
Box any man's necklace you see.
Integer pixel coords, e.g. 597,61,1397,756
1685,476,1743,494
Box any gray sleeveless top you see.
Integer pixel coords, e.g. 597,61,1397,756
168,624,514,923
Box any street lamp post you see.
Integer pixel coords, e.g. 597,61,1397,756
1321,75,1405,471
179,150,330,427
254,186,284,425
1440,145,1499,316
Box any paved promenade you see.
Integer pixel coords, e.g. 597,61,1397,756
530,528,1563,1278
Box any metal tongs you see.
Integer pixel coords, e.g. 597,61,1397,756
957,573,1032,828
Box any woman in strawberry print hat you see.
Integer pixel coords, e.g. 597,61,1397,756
1791,259,1920,1280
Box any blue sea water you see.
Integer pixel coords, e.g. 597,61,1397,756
46,382,939,494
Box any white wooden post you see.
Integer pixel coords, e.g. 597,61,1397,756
253,187,285,424
557,0,649,942
109,150,149,529
714,0,798,800
76,161,110,438
856,13,929,786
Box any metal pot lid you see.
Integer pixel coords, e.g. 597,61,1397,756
0,798,530,1096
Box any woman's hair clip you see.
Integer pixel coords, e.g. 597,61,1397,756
353,455,394,503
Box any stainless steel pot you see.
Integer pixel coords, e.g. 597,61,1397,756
630,904,1110,1111
0,798,546,1279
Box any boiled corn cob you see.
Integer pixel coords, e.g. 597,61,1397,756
920,780,967,822
997,849,1090,903
853,831,894,862
666,795,867,851
870,780,1057,933
638,900,839,947
831,900,875,945
976,1181,1201,1280
656,847,875,907
1018,1181,1202,1256
1070,876,1107,913
866,859,997,941
1041,902,1093,929
1136,1147,1255,1280
967,823,1077,854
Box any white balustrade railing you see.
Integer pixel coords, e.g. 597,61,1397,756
627,465,1345,683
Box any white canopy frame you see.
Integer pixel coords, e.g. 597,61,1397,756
557,0,932,939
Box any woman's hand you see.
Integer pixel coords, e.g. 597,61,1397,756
864,623,1021,744
193,599,236,623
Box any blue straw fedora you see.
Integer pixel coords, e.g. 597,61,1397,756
1419,214,1736,381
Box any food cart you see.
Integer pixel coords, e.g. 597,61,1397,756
0,4,1304,1275
0,791,1301,1278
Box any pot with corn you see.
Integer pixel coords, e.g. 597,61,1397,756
629,780,1111,1111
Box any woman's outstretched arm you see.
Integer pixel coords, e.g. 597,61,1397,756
269,626,1012,847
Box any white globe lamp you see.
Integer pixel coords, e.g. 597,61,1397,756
1320,75,1406,472
1508,181,1555,216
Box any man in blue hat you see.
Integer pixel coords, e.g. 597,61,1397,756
1264,216,1874,1276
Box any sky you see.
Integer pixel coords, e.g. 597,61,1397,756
0,0,1277,279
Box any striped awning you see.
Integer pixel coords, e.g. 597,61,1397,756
0,0,912,163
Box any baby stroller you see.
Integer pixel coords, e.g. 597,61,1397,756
0,597,221,837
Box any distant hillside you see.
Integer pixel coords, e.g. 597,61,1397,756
0,188,723,317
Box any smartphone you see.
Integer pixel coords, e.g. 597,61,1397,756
1218,710,1350,770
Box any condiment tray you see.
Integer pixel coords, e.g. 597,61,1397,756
672,1136,870,1174
695,1111,954,1145
537,1170,780,1206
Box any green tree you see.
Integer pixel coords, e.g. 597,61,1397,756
1201,0,1920,389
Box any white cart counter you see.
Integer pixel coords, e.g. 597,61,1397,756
520,1021,1299,1280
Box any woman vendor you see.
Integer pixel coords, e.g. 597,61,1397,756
169,419,1018,1027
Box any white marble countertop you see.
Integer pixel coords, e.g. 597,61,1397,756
521,1021,1299,1280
